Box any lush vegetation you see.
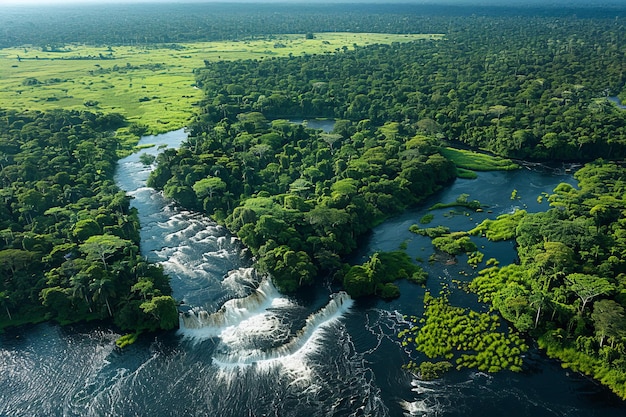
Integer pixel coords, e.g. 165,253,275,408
412,161,626,395
148,114,455,293
460,161,626,398
427,193,483,212
189,13,626,161
2,2,626,394
439,147,519,173
1,3,624,48
469,209,528,241
0,109,177,333
399,291,528,375
343,251,427,299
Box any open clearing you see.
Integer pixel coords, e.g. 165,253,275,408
440,147,520,174
0,33,443,134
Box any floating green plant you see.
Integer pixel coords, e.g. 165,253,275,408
398,292,528,377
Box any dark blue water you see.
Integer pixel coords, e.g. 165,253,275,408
290,118,336,132
609,96,626,109
0,130,624,416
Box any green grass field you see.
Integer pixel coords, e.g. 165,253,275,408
0,33,443,135
439,147,519,173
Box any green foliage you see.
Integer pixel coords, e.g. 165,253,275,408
0,109,174,333
404,360,453,380
432,233,477,255
115,332,140,348
469,210,527,241
140,296,179,331
439,147,519,173
419,214,434,225
467,161,626,398
592,299,626,348
467,251,484,268
428,195,482,211
79,234,132,270
377,283,401,300
409,224,450,238
399,292,527,373
343,251,427,298
151,100,454,293
139,153,156,166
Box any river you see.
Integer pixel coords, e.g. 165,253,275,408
0,129,624,416
609,96,626,109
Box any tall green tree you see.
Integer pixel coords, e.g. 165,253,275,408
591,299,626,348
566,273,614,314
79,234,131,270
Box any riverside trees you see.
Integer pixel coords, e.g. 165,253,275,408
0,109,176,332
462,161,626,398
148,115,453,294
194,14,626,161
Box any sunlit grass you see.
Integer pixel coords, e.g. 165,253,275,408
440,147,519,173
0,33,443,134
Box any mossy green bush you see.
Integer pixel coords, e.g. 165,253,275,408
469,210,527,241
398,292,527,374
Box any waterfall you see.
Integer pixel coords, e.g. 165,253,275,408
213,291,353,366
179,278,285,331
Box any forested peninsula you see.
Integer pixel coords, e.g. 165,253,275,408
2,1,626,398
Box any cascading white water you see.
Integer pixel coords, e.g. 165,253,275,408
179,278,288,331
118,131,358,376
212,291,353,366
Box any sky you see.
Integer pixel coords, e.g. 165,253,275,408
0,0,622,6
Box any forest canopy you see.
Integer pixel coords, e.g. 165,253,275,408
0,109,176,332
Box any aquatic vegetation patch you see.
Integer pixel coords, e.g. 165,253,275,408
409,224,450,238
467,251,484,268
431,232,477,255
115,332,140,348
408,360,453,380
469,209,527,241
399,292,527,375
419,214,434,225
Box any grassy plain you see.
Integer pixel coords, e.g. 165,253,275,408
0,33,443,136
439,147,519,174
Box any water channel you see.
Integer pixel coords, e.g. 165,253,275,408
0,128,624,416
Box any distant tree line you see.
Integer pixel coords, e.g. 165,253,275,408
1,3,625,48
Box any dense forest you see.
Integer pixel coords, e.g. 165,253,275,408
1,3,626,48
148,115,452,294
140,4,626,396
193,16,626,160
401,160,626,396
0,109,177,335
144,7,626,294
